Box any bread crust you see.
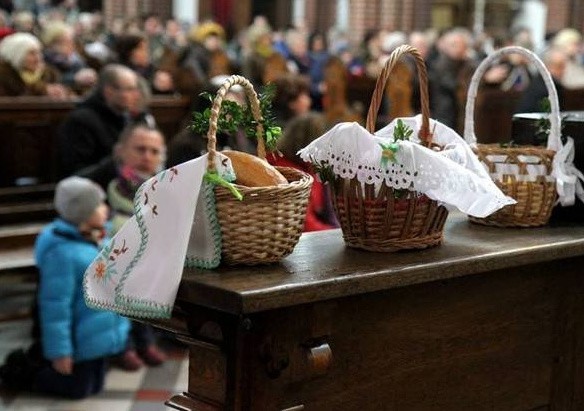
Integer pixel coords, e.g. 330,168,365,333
222,150,288,187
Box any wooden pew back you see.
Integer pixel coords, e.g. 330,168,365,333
0,95,191,188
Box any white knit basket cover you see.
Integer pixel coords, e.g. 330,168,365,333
299,115,516,218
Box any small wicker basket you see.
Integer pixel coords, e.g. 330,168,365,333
464,46,562,227
206,75,313,265
331,45,448,252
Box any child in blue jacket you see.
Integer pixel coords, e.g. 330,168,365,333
33,176,130,399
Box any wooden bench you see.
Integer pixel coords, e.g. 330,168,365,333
472,87,584,145
564,88,584,111
0,95,191,283
472,88,523,144
163,212,584,410
0,95,191,187
0,184,55,283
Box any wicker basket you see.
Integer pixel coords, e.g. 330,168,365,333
464,46,562,227
331,45,448,252
206,75,313,265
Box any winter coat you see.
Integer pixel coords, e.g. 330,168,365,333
0,60,62,96
34,219,130,362
515,74,565,114
267,154,338,232
58,91,127,177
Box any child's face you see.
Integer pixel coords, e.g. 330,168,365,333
86,203,109,229
289,92,312,116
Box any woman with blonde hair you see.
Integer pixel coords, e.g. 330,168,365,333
42,21,97,95
552,28,584,89
0,32,69,97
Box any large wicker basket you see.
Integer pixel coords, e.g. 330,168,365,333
464,46,562,227
331,45,448,252
206,75,313,265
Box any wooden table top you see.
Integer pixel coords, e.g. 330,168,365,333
177,212,584,315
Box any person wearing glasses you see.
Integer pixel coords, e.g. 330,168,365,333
58,64,141,182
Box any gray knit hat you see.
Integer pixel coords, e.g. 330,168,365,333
54,177,105,225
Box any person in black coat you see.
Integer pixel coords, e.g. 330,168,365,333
58,64,140,186
427,28,477,133
515,47,568,114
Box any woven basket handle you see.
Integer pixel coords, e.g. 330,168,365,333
366,44,432,145
206,75,265,173
463,46,561,152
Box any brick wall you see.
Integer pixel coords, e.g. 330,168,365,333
101,0,583,42
102,0,172,29
546,0,570,34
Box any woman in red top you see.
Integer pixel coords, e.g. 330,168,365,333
268,112,338,232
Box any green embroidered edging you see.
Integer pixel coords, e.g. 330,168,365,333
85,173,176,318
85,296,172,319
184,181,222,269
112,178,151,311
116,294,173,319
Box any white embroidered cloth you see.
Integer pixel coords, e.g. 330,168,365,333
84,153,232,319
298,115,516,218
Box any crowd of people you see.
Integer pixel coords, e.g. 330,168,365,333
1,0,584,400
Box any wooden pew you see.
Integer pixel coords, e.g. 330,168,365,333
564,88,584,111
472,87,584,145
163,212,584,410
323,56,363,125
0,95,191,282
0,95,191,188
472,88,522,144
346,75,377,120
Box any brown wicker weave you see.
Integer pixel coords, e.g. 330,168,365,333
464,46,561,227
332,45,448,252
206,75,313,265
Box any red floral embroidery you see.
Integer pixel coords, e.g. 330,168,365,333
94,261,106,280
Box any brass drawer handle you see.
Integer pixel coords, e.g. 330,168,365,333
308,342,333,376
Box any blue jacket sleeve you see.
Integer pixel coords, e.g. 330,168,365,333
38,247,75,360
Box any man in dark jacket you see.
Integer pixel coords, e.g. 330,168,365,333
515,47,567,114
428,28,477,133
58,64,140,183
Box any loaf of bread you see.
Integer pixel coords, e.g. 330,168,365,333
222,150,288,187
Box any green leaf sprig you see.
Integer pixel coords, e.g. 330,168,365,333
392,119,414,141
190,84,282,151
378,119,414,166
501,98,567,148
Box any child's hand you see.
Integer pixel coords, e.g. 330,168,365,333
52,357,73,375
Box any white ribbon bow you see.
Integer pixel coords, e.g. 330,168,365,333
553,136,584,206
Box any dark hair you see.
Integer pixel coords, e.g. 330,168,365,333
115,33,146,65
309,31,328,52
272,74,310,123
277,112,327,163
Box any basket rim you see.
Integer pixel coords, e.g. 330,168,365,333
473,143,556,156
216,166,313,193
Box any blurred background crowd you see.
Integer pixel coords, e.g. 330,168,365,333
0,0,584,404
0,0,582,231
0,0,582,127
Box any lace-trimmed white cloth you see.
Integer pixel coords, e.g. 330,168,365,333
83,153,233,319
298,115,516,218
